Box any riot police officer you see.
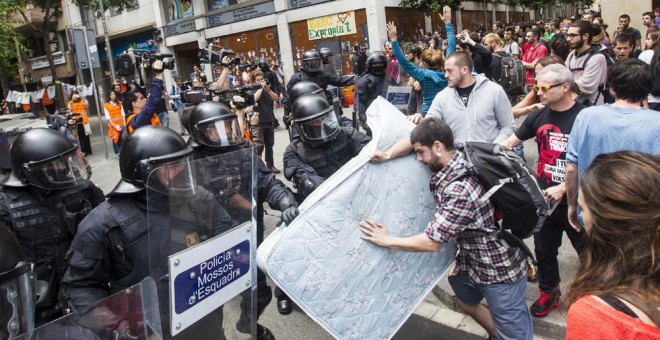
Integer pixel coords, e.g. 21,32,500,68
279,93,370,314
63,126,233,338
355,51,388,132
283,50,354,128
284,81,323,141
0,128,104,325
187,101,299,335
0,223,35,340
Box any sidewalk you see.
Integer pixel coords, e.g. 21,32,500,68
83,107,576,339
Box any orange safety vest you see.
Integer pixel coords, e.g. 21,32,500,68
68,100,89,124
104,101,125,143
125,112,161,134
41,91,54,106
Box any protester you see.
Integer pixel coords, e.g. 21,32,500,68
565,21,609,105
638,31,660,110
363,118,532,340
500,64,586,317
385,6,455,116
522,28,549,91
503,26,521,59
613,34,635,61
612,14,642,50
457,30,493,79
67,91,92,156
565,59,660,232
565,151,660,339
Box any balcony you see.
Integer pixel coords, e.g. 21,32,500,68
10,5,57,34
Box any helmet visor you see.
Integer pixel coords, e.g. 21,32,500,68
0,262,36,340
195,117,245,148
303,59,322,72
23,152,87,190
145,155,196,197
298,111,339,144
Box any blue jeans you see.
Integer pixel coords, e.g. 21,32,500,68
449,270,533,340
158,111,169,127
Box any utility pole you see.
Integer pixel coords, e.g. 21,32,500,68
98,0,116,82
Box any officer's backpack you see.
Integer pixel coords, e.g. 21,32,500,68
492,51,525,96
568,46,616,104
453,142,550,260
116,54,134,77
649,50,660,96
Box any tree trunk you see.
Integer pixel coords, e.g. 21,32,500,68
42,4,66,112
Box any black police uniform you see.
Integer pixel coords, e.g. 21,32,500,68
62,126,233,339
284,71,354,124
0,128,105,325
283,127,371,197
355,73,386,123
187,102,297,336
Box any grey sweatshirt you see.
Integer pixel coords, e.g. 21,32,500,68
426,74,515,143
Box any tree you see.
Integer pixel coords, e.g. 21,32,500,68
7,0,137,109
398,0,462,15
0,1,25,80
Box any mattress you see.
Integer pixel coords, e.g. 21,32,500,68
257,97,457,339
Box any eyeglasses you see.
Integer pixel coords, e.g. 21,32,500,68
566,33,582,38
533,83,565,93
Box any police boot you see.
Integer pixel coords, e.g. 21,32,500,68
277,294,292,315
235,319,275,340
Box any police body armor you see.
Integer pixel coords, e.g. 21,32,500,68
0,181,99,321
355,73,386,124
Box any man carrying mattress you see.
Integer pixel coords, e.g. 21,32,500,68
362,118,532,340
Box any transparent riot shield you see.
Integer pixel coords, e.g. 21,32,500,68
30,277,161,339
146,148,258,339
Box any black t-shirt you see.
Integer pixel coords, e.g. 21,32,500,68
456,82,476,107
516,102,586,191
255,90,275,124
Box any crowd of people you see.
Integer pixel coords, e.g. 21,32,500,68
0,5,658,340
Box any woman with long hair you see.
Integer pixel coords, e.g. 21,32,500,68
565,151,660,338
103,90,126,157
386,5,456,117
638,31,660,110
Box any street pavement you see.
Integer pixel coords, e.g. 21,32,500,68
81,104,572,339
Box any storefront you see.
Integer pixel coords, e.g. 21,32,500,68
289,9,368,75
207,26,279,66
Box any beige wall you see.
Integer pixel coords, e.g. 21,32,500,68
600,0,652,40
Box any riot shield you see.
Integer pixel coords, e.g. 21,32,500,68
30,277,161,339
146,148,258,339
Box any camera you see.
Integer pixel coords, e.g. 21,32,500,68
212,84,261,109
143,52,175,70
47,111,81,130
199,48,241,66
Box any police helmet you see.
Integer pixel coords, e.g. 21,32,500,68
319,47,334,65
188,101,245,151
301,50,322,72
109,126,195,196
292,94,340,146
367,51,388,76
258,58,270,72
5,128,87,190
289,81,323,107
0,224,35,340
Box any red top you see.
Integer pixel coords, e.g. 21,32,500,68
567,295,660,339
522,43,548,86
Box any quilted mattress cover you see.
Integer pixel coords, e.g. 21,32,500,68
257,98,457,339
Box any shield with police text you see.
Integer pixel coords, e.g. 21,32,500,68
146,148,258,338
32,277,161,339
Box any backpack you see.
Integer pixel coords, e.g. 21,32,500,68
568,46,616,104
454,142,550,260
115,54,134,77
492,51,525,96
650,51,660,96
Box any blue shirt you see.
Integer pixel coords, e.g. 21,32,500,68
566,104,660,182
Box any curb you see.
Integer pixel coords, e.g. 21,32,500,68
431,278,567,340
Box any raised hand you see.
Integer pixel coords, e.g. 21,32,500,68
386,22,398,41
439,5,452,24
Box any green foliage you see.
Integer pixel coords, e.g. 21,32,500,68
398,0,462,15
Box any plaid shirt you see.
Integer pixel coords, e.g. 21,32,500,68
425,151,526,285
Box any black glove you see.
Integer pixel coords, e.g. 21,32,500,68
281,205,299,226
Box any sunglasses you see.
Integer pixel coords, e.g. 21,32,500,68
533,82,564,93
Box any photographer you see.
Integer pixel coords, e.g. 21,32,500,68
211,56,235,91
229,95,263,155
253,70,280,173
123,59,165,136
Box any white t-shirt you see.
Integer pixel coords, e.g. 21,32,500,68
638,50,660,103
